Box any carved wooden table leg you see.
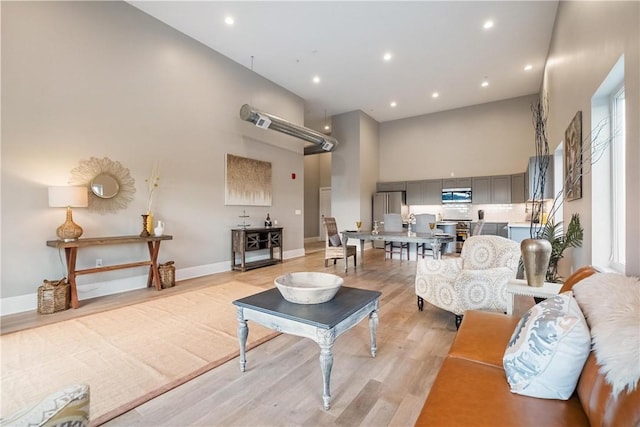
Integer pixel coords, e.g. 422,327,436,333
369,306,379,357
236,308,248,372
317,328,336,410
147,240,162,290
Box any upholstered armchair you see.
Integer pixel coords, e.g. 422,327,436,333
323,217,357,267
415,235,520,328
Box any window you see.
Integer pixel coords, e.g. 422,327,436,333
610,86,625,271
591,55,625,273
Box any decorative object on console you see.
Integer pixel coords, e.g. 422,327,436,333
225,154,272,206
238,209,250,229
540,213,584,282
70,157,135,214
503,291,591,400
140,214,150,237
48,186,89,241
145,162,160,234
265,213,272,227
154,220,165,236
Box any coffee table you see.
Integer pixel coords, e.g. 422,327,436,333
233,286,381,410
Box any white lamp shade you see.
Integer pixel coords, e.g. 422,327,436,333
48,186,89,208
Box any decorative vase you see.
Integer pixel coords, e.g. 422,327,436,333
140,214,150,237
521,238,552,287
154,220,165,236
146,211,154,235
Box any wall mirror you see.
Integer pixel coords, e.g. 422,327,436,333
70,157,135,214
90,173,120,199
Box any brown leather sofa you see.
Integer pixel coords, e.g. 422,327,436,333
415,266,640,427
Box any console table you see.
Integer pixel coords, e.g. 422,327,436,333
46,235,173,308
231,227,283,271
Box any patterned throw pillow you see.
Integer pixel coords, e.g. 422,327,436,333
503,292,591,399
0,383,90,427
328,234,342,247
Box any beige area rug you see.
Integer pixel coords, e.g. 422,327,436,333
1,281,278,425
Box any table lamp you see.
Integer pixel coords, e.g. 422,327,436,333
48,186,89,241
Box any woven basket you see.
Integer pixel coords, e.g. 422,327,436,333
37,278,70,314
159,261,175,289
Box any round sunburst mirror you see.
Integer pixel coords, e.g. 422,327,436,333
70,157,135,214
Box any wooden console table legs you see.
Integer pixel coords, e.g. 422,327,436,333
48,235,173,309
64,247,80,309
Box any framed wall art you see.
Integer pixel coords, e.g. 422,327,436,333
225,154,272,206
564,111,582,201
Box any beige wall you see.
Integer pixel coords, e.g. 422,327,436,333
378,95,539,181
542,1,639,276
1,1,306,310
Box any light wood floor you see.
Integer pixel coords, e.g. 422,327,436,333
1,247,528,426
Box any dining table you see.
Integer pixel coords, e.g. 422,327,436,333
340,230,455,272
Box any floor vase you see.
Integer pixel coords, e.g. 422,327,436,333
521,238,551,287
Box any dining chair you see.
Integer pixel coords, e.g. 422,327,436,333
323,217,357,267
415,214,439,260
383,213,409,260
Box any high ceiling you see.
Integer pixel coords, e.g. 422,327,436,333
129,1,558,124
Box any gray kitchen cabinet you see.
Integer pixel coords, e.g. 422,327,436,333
471,222,508,238
442,177,472,189
492,175,512,204
511,173,526,203
525,155,554,200
406,179,442,205
472,175,511,204
472,177,491,204
376,181,406,192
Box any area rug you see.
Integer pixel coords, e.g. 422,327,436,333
0,281,278,425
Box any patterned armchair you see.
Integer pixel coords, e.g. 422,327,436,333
415,235,520,328
323,217,357,267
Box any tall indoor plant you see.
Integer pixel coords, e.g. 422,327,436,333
540,213,584,282
521,96,553,287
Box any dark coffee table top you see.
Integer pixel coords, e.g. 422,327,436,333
233,286,381,329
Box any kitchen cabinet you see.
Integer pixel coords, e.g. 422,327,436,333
471,177,491,204
471,222,508,238
376,181,406,192
472,176,511,204
525,155,554,200
511,173,526,203
492,175,512,203
406,179,442,205
442,177,472,189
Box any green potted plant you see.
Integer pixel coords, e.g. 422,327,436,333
539,213,584,282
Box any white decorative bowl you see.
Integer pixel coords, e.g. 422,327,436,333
274,272,344,304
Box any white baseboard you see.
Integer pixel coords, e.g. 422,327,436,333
0,248,307,316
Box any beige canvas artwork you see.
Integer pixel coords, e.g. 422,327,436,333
225,154,272,206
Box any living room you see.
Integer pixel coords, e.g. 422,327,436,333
1,1,639,425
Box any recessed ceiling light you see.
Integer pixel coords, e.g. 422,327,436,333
483,20,494,29
224,16,234,26
481,80,489,88
524,64,533,71
390,101,397,108
312,76,320,84
383,52,392,62
432,92,439,98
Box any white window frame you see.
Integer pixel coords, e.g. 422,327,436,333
609,85,625,272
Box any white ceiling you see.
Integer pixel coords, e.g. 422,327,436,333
129,1,558,124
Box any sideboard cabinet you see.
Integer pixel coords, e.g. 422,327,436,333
231,227,283,271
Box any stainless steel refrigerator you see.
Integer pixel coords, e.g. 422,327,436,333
372,191,407,248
